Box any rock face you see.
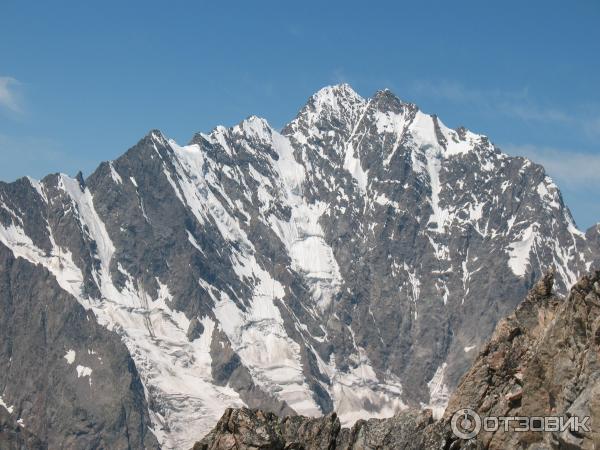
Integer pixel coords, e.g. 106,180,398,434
442,268,600,449
0,84,599,447
0,407,44,450
0,242,158,449
194,270,600,449
193,407,448,450
194,408,341,450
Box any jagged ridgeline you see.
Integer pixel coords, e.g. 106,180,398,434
0,84,599,449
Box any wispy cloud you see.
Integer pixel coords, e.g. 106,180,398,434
331,68,352,85
0,76,23,114
411,80,600,137
584,116,600,137
412,79,527,108
503,143,600,188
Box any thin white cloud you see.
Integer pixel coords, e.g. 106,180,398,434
331,68,351,85
502,143,600,187
584,116,600,138
411,79,527,108
505,103,571,124
411,80,600,135
0,76,23,114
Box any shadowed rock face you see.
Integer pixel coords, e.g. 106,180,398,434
0,242,159,450
0,407,44,450
193,270,600,449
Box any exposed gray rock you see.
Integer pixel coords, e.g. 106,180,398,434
0,242,158,449
187,317,205,341
0,407,44,450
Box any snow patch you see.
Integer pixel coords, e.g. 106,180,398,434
213,259,321,417
186,230,205,255
507,223,539,277
109,162,123,184
343,144,368,192
424,363,450,419
315,344,407,428
76,365,93,381
536,177,560,210
342,101,371,193
64,350,76,365
404,264,421,320
27,177,48,202
425,148,448,232
409,111,439,148
0,396,14,414
268,131,342,312
0,222,84,299
375,109,409,165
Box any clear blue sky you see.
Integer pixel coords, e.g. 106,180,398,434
1,0,599,228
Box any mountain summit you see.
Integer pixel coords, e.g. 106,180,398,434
0,85,598,448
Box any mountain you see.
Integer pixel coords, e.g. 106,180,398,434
0,241,158,448
193,269,600,449
0,84,598,448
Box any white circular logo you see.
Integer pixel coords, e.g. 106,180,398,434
451,408,482,439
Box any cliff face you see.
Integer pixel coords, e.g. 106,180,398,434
0,242,159,449
193,269,600,449
443,268,600,449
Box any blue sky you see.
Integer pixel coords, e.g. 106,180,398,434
1,0,599,228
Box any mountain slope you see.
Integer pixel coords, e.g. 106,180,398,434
0,84,597,448
193,269,600,449
0,241,158,449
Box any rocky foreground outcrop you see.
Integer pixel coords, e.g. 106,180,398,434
193,269,600,449
192,407,448,450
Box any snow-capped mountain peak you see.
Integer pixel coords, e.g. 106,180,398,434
0,84,598,448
